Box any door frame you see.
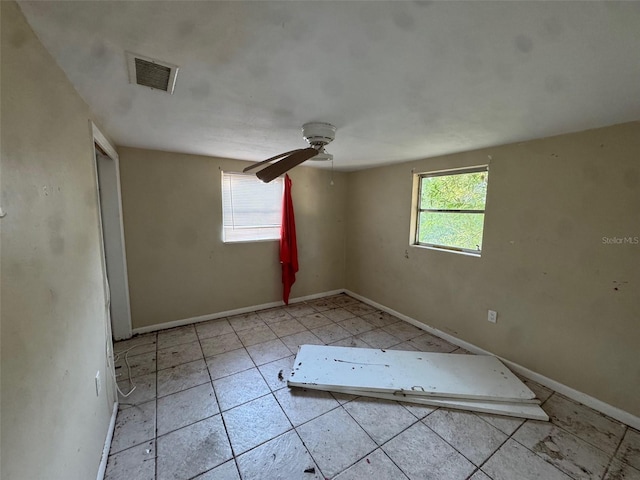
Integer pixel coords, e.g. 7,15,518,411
91,122,133,340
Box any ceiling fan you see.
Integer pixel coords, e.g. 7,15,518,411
243,122,337,183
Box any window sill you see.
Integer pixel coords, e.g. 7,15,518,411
223,238,279,244
411,243,482,257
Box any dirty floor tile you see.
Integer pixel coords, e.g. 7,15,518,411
297,312,334,329
280,330,324,353
296,408,377,479
257,307,292,324
246,338,291,365
269,318,307,337
206,347,255,380
157,325,198,349
227,312,263,332
110,401,156,454
237,324,277,347
213,367,270,411
157,383,219,436
257,355,295,391
544,394,626,456
236,430,321,480
114,350,156,380
114,333,157,356
423,408,508,466
482,439,572,480
604,459,640,480
356,329,401,349
156,340,203,370
513,419,610,479
344,397,417,445
334,448,409,480
192,460,241,480
222,395,292,455
311,323,352,344
118,372,156,408
383,421,475,480
338,317,375,335
406,333,457,353
323,308,357,322
195,318,234,340
200,332,243,358
617,428,640,471
156,359,210,398
104,441,155,480
274,387,340,426
156,415,232,480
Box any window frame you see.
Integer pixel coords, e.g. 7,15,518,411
221,170,284,244
412,165,489,256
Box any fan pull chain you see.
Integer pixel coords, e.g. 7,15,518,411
330,158,335,186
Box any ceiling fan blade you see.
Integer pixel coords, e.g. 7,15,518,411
256,148,319,183
243,149,303,173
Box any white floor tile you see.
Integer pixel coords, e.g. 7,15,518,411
157,359,209,397
334,448,409,480
383,421,475,480
617,428,640,471
206,347,255,380
110,401,156,454
482,439,572,480
236,430,321,480
157,383,219,436
258,355,295,391
157,340,203,370
192,460,241,480
424,408,508,466
544,394,626,455
344,397,417,445
105,441,155,480
513,419,610,479
223,395,292,455
156,415,232,480
296,408,377,479
213,367,270,411
274,387,340,426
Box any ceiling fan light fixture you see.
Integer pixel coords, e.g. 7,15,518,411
309,151,333,162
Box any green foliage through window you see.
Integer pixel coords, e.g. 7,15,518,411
416,168,488,253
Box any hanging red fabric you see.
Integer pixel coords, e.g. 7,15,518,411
280,174,298,305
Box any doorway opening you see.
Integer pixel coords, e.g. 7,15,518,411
92,123,132,341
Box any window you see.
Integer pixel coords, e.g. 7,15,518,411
414,166,488,255
221,171,283,243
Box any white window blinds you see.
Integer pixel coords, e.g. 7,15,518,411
221,171,284,243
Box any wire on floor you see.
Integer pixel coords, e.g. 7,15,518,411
112,344,145,398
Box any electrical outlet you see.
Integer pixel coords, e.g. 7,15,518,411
488,310,498,323
95,371,102,396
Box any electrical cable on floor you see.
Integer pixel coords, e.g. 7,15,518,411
112,344,144,398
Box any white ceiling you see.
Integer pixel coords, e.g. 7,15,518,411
18,1,640,170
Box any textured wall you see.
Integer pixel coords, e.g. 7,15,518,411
119,147,347,329
1,2,116,479
345,122,640,416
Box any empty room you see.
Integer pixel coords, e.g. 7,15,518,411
2,1,639,480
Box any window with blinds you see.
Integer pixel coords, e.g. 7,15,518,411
221,171,284,243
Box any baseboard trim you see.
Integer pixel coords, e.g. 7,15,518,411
344,289,640,430
96,401,118,480
131,289,345,335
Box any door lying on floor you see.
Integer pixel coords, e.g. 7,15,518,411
288,345,549,421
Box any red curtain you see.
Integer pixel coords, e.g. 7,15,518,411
280,174,298,304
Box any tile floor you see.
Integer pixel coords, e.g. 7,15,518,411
106,294,640,480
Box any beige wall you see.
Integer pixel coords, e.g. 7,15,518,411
1,3,116,479
118,147,347,329
345,122,640,417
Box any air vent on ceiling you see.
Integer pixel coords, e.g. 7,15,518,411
126,52,179,94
